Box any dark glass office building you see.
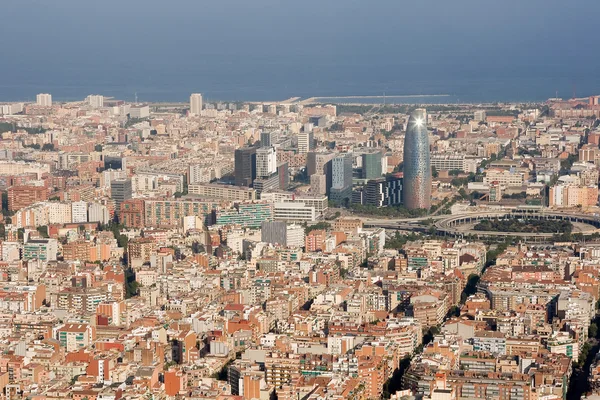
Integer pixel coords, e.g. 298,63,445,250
361,151,382,180
403,109,431,209
234,147,257,187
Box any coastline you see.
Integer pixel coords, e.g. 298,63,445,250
0,93,552,107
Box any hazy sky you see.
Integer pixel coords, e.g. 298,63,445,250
1,0,599,101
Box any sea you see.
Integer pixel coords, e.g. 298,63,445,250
2,61,599,105
1,0,600,105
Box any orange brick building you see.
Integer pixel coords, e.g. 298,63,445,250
7,185,48,211
120,199,145,228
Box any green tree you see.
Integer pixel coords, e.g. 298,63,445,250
41,143,55,151
125,267,138,298
305,221,331,234
191,241,205,254
1,191,8,213
589,323,598,339
36,225,49,238
382,355,412,399
461,274,481,303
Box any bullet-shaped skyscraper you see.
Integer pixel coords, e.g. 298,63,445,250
403,109,431,209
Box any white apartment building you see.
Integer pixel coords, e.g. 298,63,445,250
430,154,466,171
132,174,158,194
71,201,88,223
58,152,100,170
0,161,50,179
88,203,109,224
129,105,150,119
483,168,524,188
36,93,52,107
294,194,328,214
13,204,49,229
1,242,21,262
48,202,72,224
0,103,24,115
261,192,328,215
188,164,223,184
274,202,316,223
286,224,305,248
86,95,104,108
188,183,257,201
474,110,487,121
190,93,203,116
100,169,127,188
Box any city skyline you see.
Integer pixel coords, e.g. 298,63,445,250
1,0,600,397
0,90,599,399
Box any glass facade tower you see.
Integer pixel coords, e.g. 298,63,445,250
403,109,431,210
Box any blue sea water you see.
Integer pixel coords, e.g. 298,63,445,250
1,0,599,104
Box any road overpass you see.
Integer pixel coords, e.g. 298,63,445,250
364,208,600,243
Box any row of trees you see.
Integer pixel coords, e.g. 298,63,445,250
0,122,47,134
23,143,54,151
474,218,573,234
305,221,331,234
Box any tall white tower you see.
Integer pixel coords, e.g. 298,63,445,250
297,131,314,154
255,147,277,178
36,93,52,107
86,95,104,108
190,93,203,116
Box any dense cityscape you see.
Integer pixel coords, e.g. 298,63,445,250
0,92,600,400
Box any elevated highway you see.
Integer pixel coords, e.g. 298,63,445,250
364,208,600,243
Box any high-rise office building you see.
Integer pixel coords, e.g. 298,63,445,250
364,176,403,208
307,151,334,195
36,93,52,107
253,173,280,198
260,131,278,147
330,153,353,205
111,179,133,217
255,147,277,178
190,93,203,116
403,108,431,210
307,152,334,177
297,131,314,154
277,162,289,190
234,147,257,187
254,146,279,196
310,174,328,195
361,151,383,180
332,153,353,190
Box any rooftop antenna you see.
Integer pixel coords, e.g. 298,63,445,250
135,92,138,104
